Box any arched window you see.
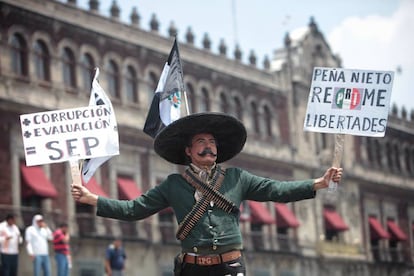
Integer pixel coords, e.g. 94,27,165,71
366,138,374,164
10,33,28,76
125,65,138,103
404,147,411,174
263,105,272,137
185,83,194,113
251,102,260,133
394,144,401,172
107,60,120,98
62,47,76,88
81,53,95,91
220,93,229,113
199,87,210,112
386,142,393,169
234,96,243,120
33,40,50,81
147,71,158,104
374,140,382,167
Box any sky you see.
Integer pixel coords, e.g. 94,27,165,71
76,0,413,115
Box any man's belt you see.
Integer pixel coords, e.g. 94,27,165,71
183,250,242,266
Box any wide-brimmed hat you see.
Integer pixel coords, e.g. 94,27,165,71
154,112,247,165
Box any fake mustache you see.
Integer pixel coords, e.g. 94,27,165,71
198,148,217,157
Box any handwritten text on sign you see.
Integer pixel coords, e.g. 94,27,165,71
303,67,394,137
20,105,119,166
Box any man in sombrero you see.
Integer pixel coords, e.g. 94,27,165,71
71,112,343,276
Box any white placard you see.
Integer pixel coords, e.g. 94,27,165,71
303,67,394,137
20,105,119,166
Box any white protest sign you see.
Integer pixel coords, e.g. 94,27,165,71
304,67,394,137
20,105,119,166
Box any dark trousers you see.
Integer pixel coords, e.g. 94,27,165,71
1,253,18,276
180,256,246,276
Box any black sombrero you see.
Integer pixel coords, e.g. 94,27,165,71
154,112,247,165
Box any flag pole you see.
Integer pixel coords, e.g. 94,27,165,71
183,90,190,116
328,133,345,192
69,155,82,186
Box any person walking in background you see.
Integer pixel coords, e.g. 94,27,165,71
25,214,53,276
0,214,23,276
53,223,71,276
105,238,126,276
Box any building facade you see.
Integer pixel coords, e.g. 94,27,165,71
0,0,413,275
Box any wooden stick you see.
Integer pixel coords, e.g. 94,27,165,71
69,157,82,185
183,90,190,116
328,133,345,192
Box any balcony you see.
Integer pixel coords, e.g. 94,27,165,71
317,241,364,259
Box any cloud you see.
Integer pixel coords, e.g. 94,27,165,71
328,0,414,113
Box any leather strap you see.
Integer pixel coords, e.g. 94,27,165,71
184,168,239,214
183,250,242,266
176,166,226,240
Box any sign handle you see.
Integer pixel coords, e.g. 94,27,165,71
69,156,82,186
328,133,345,192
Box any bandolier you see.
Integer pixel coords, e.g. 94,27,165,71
176,165,239,241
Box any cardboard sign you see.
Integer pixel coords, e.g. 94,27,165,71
20,105,119,166
303,67,394,137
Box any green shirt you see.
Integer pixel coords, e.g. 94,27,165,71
97,167,315,251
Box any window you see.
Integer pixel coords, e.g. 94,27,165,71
62,47,76,88
251,223,265,250
323,206,348,242
248,201,274,251
263,105,272,137
251,102,260,133
234,96,243,120
387,219,407,262
33,40,50,81
374,140,382,167
107,60,120,98
10,33,28,76
220,93,229,113
76,178,108,236
159,210,176,244
125,65,138,103
20,163,58,227
366,138,374,164
147,71,158,103
199,87,210,112
393,144,401,171
386,142,393,169
368,216,389,261
274,203,299,251
117,176,141,237
76,204,96,236
404,148,412,174
81,53,95,91
186,83,195,113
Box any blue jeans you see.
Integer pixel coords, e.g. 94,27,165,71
33,255,51,276
55,253,69,276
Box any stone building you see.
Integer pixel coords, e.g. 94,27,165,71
0,0,413,275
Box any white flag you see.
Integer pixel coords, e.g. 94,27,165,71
81,68,119,183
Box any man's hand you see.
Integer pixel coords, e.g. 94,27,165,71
313,167,343,190
71,183,99,206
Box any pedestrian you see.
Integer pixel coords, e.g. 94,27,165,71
71,112,343,276
25,214,53,276
53,223,71,276
105,238,126,276
0,214,23,276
